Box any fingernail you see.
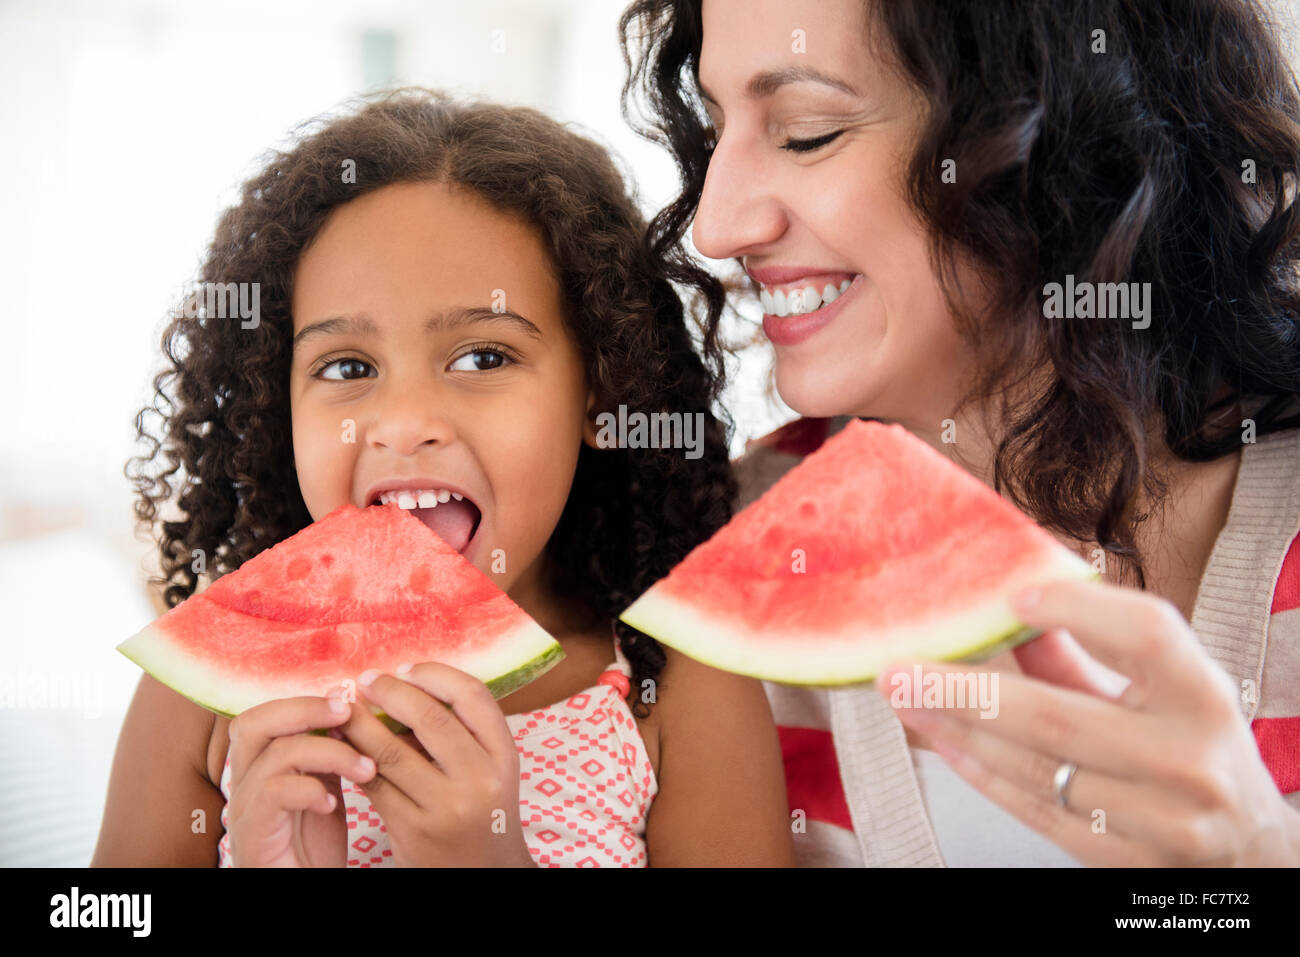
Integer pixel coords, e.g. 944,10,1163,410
327,692,347,714
395,662,413,677
358,669,380,688
1012,587,1040,613
358,757,375,775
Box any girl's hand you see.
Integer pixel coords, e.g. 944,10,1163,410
338,663,534,867
226,691,376,867
878,578,1300,866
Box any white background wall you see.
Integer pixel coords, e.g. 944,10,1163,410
0,0,1296,866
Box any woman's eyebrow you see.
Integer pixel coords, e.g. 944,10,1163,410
698,66,862,105
293,307,543,351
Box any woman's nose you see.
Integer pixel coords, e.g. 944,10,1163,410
364,381,458,456
691,130,787,261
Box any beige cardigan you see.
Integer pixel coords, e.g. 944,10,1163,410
741,418,1300,866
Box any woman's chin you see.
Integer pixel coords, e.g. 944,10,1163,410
772,363,874,421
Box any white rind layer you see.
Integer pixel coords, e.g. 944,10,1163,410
620,547,1098,685
117,610,562,719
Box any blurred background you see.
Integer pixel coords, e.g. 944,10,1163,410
0,0,1297,866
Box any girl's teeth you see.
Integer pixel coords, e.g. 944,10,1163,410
762,278,854,317
377,488,459,509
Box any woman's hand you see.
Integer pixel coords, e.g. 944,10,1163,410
878,578,1300,866
226,691,372,867
337,663,535,867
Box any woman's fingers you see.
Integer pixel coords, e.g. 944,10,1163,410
925,736,1162,867
1010,580,1221,709
906,707,1231,862
883,662,1169,781
1012,627,1131,699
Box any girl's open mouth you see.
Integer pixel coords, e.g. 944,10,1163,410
368,487,482,554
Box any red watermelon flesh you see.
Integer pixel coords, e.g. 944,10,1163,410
117,503,563,732
619,419,1098,684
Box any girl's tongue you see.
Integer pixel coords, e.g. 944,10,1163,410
412,498,479,553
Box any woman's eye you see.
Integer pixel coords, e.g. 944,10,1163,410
448,349,510,372
782,130,845,153
318,358,374,380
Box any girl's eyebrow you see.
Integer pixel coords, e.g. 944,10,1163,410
293,307,543,351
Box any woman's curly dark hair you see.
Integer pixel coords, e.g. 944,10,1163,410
126,88,737,712
621,0,1300,587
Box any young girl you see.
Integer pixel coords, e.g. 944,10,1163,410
92,89,793,867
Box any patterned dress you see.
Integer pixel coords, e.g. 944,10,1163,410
218,636,658,867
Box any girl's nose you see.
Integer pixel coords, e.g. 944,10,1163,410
691,130,787,261
364,383,458,456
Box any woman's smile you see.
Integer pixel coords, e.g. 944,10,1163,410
759,273,864,347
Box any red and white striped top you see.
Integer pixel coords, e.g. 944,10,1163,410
742,416,1300,867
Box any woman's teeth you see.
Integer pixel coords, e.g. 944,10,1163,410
378,488,464,509
760,278,852,318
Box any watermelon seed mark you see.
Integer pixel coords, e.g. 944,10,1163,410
408,565,433,593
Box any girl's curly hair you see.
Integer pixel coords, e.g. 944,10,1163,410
126,88,737,712
621,0,1300,587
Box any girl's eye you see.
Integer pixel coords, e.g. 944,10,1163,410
318,357,375,380
781,130,845,153
448,348,511,372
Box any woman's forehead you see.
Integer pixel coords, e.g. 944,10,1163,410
697,0,891,105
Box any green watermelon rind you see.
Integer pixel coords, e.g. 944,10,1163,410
620,554,1100,687
118,615,565,736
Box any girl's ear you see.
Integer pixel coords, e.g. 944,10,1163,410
581,390,604,450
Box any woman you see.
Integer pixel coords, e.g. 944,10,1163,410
621,0,1300,865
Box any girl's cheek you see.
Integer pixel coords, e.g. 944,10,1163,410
292,408,352,518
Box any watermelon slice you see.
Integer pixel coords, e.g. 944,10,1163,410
118,504,563,733
619,419,1098,685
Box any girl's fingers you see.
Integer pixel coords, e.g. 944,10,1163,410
231,728,375,806
1012,627,1131,699
227,693,352,793
335,691,430,817
259,773,337,818
365,664,514,771
1010,580,1215,707
398,663,516,763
